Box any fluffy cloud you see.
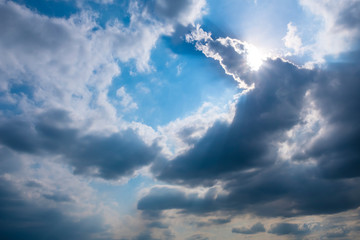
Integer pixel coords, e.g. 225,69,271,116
0,0,206,126
0,1,208,238
299,0,360,64
0,109,160,179
0,0,207,179
283,22,303,54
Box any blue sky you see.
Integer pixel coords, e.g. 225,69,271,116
1,0,360,239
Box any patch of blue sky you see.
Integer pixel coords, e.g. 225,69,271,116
12,0,78,18
108,35,238,128
85,0,131,28
206,0,322,56
9,83,34,98
12,0,131,28
0,83,34,115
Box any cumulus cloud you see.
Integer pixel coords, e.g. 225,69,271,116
0,0,206,131
283,22,303,54
0,109,160,179
151,56,312,186
140,34,360,219
0,0,207,182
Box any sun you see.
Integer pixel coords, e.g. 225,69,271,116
246,44,265,71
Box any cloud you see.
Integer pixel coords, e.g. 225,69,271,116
140,33,360,218
0,178,108,240
0,109,160,180
325,226,350,239
152,56,312,186
186,25,261,88
157,101,235,159
232,222,265,234
144,0,206,27
268,223,311,236
193,217,231,228
0,0,206,135
116,86,138,111
299,0,360,64
283,22,303,54
42,193,73,202
292,51,360,179
147,221,169,229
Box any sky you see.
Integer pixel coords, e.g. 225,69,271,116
0,0,360,239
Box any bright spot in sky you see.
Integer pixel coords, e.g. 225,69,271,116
246,44,265,71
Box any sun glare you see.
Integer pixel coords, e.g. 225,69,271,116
246,44,265,71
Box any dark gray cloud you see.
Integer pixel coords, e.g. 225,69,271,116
268,223,310,236
0,147,23,174
0,109,161,180
152,57,313,186
141,50,360,218
336,1,360,30
299,52,360,179
141,158,360,218
25,180,43,188
232,222,265,234
0,178,108,240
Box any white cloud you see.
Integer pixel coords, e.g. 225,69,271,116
283,22,303,55
157,101,236,159
186,25,265,89
0,0,206,136
116,86,138,111
299,0,360,65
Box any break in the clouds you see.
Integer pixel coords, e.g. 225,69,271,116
1,0,360,239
